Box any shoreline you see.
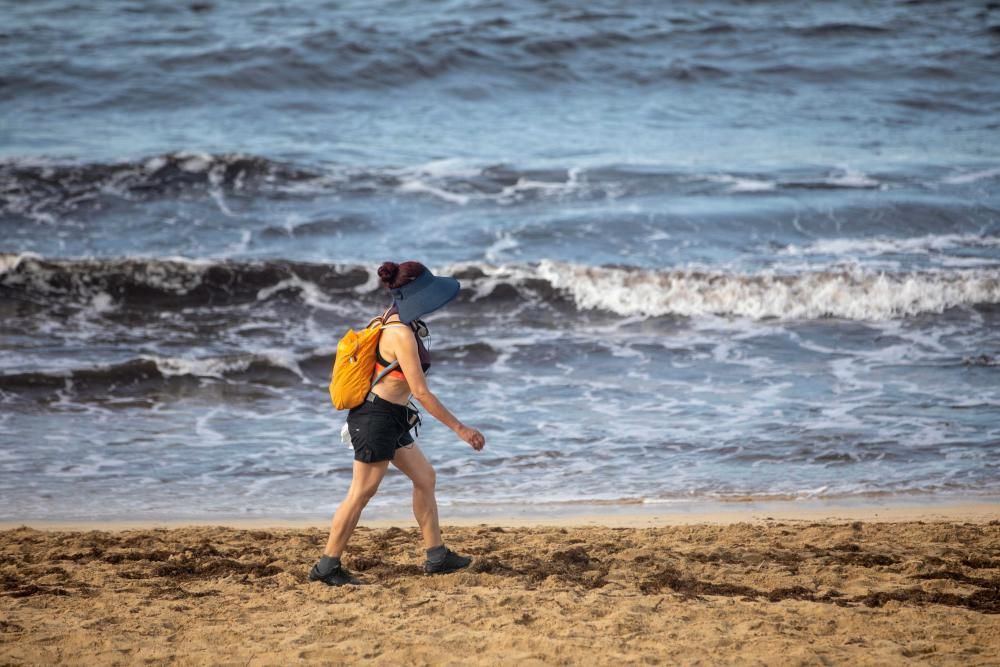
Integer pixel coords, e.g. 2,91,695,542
4,497,997,531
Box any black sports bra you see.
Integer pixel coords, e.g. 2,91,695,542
374,321,431,380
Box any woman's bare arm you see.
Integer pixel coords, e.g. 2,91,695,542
386,326,485,451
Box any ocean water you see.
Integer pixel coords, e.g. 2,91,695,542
1,0,999,521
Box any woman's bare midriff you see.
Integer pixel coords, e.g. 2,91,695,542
370,374,413,406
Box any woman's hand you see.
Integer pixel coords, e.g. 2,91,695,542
457,424,485,451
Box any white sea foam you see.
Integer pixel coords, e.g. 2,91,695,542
822,167,881,189
0,251,38,274
144,354,253,378
220,229,252,256
0,253,220,298
484,232,520,263
177,151,214,173
193,407,228,448
143,155,167,172
942,166,1000,185
142,349,307,381
706,174,777,193
255,274,348,313
255,348,307,381
397,178,472,205
728,178,776,192
394,161,590,205
351,263,382,295
780,233,1000,257
462,260,1000,320
88,291,115,313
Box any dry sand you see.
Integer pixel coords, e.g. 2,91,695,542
2,516,999,665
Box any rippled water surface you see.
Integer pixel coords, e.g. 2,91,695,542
1,0,999,520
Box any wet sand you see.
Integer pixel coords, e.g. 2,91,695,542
4,498,998,531
2,510,999,665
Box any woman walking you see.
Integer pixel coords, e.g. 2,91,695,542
309,261,486,586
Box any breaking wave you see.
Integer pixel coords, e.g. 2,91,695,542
0,353,313,395
3,253,999,321
460,261,1000,320
0,253,374,308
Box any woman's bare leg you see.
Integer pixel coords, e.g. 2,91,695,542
390,444,442,549
323,459,390,557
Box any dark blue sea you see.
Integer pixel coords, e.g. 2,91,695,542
2,0,999,521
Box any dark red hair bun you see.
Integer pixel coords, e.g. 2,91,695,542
377,261,400,287
377,260,428,290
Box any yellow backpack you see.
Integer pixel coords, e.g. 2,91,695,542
328,312,405,410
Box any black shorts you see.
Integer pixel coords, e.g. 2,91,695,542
346,394,420,463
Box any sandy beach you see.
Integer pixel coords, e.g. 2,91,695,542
2,506,998,665
5,2,1000,665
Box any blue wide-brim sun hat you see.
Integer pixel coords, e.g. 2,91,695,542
390,267,460,323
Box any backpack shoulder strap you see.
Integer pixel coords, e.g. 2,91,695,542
370,318,408,390
364,306,390,328
370,360,400,390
